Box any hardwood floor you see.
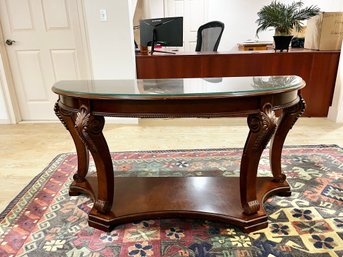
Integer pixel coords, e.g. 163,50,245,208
0,117,342,213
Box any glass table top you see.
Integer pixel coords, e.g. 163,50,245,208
52,76,304,98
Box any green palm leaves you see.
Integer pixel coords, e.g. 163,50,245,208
256,1,320,36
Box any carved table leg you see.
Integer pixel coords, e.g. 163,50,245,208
269,96,306,185
240,104,277,215
75,106,114,214
54,101,89,195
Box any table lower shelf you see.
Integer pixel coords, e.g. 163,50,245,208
70,176,290,233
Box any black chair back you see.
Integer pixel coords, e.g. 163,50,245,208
195,21,225,52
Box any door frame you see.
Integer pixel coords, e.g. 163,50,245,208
0,0,92,124
0,18,20,123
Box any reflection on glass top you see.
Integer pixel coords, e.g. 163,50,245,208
52,76,304,97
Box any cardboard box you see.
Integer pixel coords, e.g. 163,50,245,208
304,12,343,50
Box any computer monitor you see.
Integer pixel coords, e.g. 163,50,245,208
139,16,183,54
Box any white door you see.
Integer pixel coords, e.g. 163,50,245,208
0,0,90,120
164,0,208,51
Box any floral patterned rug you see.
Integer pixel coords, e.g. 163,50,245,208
0,145,342,257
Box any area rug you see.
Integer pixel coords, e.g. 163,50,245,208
0,145,342,257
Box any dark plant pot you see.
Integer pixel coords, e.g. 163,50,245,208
273,36,293,52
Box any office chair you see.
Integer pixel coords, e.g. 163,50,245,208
195,21,224,52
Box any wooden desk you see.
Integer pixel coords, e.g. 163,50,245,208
53,76,305,233
136,49,340,117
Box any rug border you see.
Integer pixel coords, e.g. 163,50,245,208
1,144,341,222
0,153,72,221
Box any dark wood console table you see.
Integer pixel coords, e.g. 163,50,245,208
53,76,305,233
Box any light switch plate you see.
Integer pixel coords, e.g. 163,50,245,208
100,9,107,22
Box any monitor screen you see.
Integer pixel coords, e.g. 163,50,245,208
139,17,183,48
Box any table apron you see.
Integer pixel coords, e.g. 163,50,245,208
58,90,300,118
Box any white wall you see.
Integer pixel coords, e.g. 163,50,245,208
328,41,343,122
83,0,137,124
207,0,343,51
142,0,164,19
83,0,136,79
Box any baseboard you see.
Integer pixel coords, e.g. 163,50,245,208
0,118,10,124
328,106,343,123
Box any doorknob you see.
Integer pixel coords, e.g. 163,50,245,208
5,39,16,46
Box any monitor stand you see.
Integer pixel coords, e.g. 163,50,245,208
150,29,176,55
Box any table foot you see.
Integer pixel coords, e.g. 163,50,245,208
88,216,114,232
242,200,260,215
94,200,112,214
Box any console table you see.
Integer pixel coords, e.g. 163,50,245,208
52,76,305,233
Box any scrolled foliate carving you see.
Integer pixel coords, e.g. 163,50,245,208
247,103,277,151
287,96,306,115
75,106,93,151
284,96,306,130
261,104,277,128
75,106,105,153
75,107,90,131
247,104,276,132
299,96,306,113
87,116,104,135
257,104,277,151
54,101,72,130
247,114,261,133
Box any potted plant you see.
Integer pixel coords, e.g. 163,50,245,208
256,1,320,52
